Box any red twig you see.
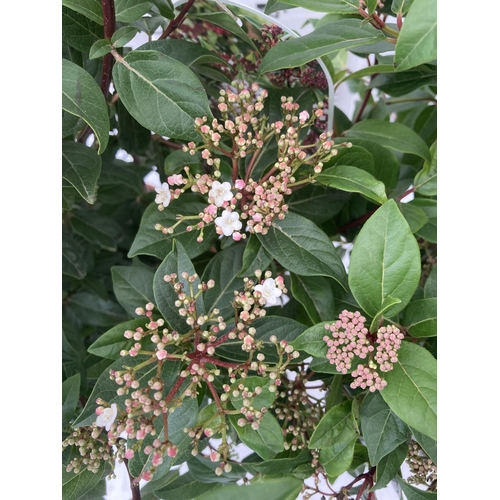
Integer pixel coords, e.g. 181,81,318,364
158,0,196,40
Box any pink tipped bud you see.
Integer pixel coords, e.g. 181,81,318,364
167,445,178,458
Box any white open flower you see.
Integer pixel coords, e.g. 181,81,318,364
155,182,171,207
96,403,118,431
215,210,242,236
209,181,233,207
254,278,283,306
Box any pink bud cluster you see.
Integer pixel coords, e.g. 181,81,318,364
323,311,405,392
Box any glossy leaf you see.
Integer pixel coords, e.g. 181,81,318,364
381,342,437,439
151,0,175,18
412,199,437,243
112,265,156,316
415,141,437,196
115,0,153,22
89,39,113,59
396,476,437,499
403,298,437,337
116,100,151,155
71,212,121,251
424,266,437,299
251,449,312,476
239,234,273,277
62,142,101,204
277,0,359,14
62,7,104,53
62,0,103,25
62,59,109,154
366,0,378,14
112,50,212,142
372,441,408,491
154,472,223,499
345,120,430,161
153,241,203,334
391,0,415,15
348,199,421,318
62,461,105,500
87,318,148,359
319,436,357,480
395,0,437,72
259,20,385,74
360,391,410,465
370,68,437,97
62,374,81,428
292,321,330,358
317,165,387,204
164,149,202,176
257,212,348,290
290,274,336,324
337,64,396,86
111,26,138,48
399,201,429,233
325,145,375,174
128,195,217,259
265,0,298,15
65,292,127,328
411,427,437,464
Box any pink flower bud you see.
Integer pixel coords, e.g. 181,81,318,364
235,179,245,189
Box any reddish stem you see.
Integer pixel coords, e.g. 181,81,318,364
158,0,196,40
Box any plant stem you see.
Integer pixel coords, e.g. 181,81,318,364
158,0,196,40
124,458,141,500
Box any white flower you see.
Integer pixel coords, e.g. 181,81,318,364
215,210,242,236
155,182,171,207
254,278,283,306
143,170,162,190
209,181,233,207
96,403,118,431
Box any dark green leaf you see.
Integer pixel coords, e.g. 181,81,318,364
62,374,81,428
372,441,408,490
89,39,113,59
88,318,148,359
277,0,359,14
360,391,410,465
112,265,156,316
257,212,348,290
290,274,336,324
62,142,101,204
115,0,153,22
192,12,257,49
139,39,228,67
62,7,104,52
229,376,277,411
259,21,385,74
402,298,437,337
412,199,437,243
337,64,396,86
326,375,344,410
369,68,437,97
153,240,203,334
381,342,437,439
66,292,127,328
391,0,415,15
62,59,110,154
398,201,429,233
71,212,121,251
292,322,332,359
63,231,88,280
309,400,358,449
395,476,437,499
151,0,175,18
320,436,357,480
154,472,222,499
395,0,437,71
62,0,103,25
239,234,273,277
62,461,106,500
325,145,375,174
116,100,152,155
229,412,284,459
348,199,421,318
345,120,430,161
317,165,387,204
188,455,247,483
366,0,378,14
265,0,298,15
196,476,303,500
63,111,85,138
414,141,437,196
423,266,436,299
128,195,217,259
164,149,202,176
411,427,437,464
251,449,312,476
112,50,213,142
111,26,138,48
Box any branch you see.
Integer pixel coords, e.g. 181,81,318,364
124,458,141,500
158,0,196,40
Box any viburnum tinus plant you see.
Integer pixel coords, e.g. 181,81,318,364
62,1,437,499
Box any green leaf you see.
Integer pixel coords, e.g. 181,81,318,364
89,39,113,59
395,476,437,499
217,316,307,363
257,212,348,290
201,244,245,321
337,64,396,86
251,449,312,476
63,231,88,280
366,0,378,14
259,20,385,74
309,400,358,449
115,100,151,155
71,212,121,251
424,265,437,299
230,412,283,460
398,201,429,233
360,391,410,465
62,0,103,25
317,165,388,204
348,199,421,318
369,68,437,97
290,274,336,324
325,375,344,410
192,12,257,50
151,0,175,18
115,0,153,22
402,298,437,337
62,461,106,500
381,342,437,439
196,476,303,500
164,149,202,176
411,427,437,464
395,0,437,72
391,0,415,15
154,472,223,499
88,318,148,359
277,0,359,14
128,195,217,260
325,145,375,174
229,376,277,411
239,234,273,277
62,59,110,154
112,50,213,142
292,321,330,358
62,7,104,53
111,26,138,48
265,0,298,15
62,374,81,428
139,39,229,67
62,142,101,204
372,441,408,490
319,436,357,480
414,141,437,196
412,199,437,243
345,120,430,161
66,292,128,327
153,240,203,334
111,266,156,316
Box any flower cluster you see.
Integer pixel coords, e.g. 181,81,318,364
323,311,405,392
406,440,437,487
152,81,350,242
